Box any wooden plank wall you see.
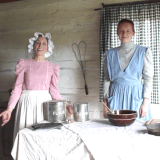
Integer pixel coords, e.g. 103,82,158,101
0,0,144,119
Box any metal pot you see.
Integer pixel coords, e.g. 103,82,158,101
43,100,67,123
73,102,89,122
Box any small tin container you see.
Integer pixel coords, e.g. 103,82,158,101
73,102,89,122
44,100,67,123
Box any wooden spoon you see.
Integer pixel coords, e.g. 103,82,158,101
102,101,114,114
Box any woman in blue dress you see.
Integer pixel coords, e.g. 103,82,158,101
103,19,154,121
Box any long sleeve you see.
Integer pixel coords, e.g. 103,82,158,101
103,53,111,98
142,48,154,99
7,59,25,109
49,65,62,100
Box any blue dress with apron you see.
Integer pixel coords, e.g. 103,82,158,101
106,45,152,121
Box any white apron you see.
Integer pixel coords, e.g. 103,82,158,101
13,90,52,142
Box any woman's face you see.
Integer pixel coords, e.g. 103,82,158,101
117,22,135,43
33,37,48,57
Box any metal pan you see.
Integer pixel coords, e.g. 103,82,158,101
146,123,160,136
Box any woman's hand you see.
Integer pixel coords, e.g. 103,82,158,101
140,98,149,118
66,104,73,117
103,98,108,118
66,104,74,123
0,108,13,126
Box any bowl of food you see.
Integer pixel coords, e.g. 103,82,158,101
107,110,137,126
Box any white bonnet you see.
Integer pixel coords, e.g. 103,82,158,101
28,32,54,58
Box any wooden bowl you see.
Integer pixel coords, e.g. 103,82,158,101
107,110,137,126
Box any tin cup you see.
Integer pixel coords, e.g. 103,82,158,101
73,102,89,122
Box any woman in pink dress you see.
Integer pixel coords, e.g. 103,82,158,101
0,32,72,140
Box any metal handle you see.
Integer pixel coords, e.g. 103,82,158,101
85,84,88,95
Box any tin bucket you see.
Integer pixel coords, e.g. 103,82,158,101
73,102,89,122
44,100,67,123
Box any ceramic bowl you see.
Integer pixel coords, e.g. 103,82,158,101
107,110,137,126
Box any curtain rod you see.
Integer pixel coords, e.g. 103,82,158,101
94,0,160,11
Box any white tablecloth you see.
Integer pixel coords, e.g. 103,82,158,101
12,119,160,160
65,120,160,160
11,122,92,160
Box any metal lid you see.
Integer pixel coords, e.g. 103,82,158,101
73,102,88,105
46,100,66,103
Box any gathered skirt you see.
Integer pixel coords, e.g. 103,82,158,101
13,90,52,142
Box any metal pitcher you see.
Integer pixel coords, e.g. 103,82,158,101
44,100,67,123
73,102,89,122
